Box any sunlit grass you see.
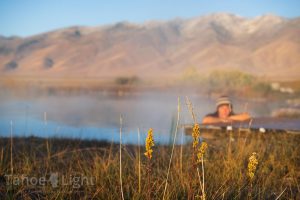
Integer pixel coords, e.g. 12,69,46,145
0,129,299,199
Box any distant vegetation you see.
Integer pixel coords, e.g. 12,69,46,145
0,69,299,99
205,70,273,96
0,46,12,55
207,70,255,90
180,69,277,97
73,30,81,38
4,61,18,71
43,57,54,68
115,76,140,85
17,39,40,53
68,29,82,39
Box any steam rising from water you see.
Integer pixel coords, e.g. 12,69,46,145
0,90,294,143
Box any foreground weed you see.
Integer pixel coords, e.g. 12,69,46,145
191,123,208,199
247,152,258,199
144,128,154,160
145,128,155,200
248,152,258,181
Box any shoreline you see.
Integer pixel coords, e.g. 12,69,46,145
1,76,300,99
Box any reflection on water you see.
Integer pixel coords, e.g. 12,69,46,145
0,91,297,144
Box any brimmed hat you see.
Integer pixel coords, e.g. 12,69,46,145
216,96,231,107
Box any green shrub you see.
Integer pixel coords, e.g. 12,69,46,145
115,76,140,85
4,60,18,71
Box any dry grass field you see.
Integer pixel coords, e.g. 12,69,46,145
0,128,299,199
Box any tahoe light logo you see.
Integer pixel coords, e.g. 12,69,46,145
4,173,95,188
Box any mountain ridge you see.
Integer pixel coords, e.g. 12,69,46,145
0,13,299,80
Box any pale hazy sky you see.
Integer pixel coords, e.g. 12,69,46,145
0,0,299,37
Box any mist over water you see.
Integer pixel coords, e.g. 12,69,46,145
0,90,297,144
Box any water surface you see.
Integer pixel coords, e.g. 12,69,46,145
0,91,298,144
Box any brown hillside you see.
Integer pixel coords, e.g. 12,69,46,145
0,13,299,81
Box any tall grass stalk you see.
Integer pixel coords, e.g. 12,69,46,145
10,120,13,175
201,156,206,199
163,97,181,200
248,118,253,129
119,115,125,200
227,128,233,159
186,97,199,198
197,167,204,195
44,111,47,126
0,148,3,169
180,122,184,177
138,127,141,194
240,118,253,157
185,96,197,123
186,97,208,199
275,187,287,200
238,102,249,137
44,111,51,171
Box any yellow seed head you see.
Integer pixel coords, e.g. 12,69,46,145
144,128,155,159
192,124,201,148
248,152,258,180
197,142,208,163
